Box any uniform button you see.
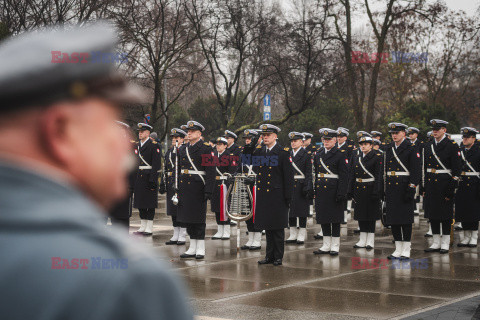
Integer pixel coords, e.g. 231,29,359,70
267,189,269,192
324,186,327,188
188,182,190,184
396,182,398,185
269,167,272,169
257,188,260,190
258,180,261,183
268,174,271,177
467,184,470,186
259,173,261,175
363,186,366,189
268,182,270,184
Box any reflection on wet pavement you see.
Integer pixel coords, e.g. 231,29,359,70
122,199,480,319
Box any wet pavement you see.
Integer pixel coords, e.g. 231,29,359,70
120,196,480,320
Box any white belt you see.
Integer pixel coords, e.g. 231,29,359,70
356,178,375,183
139,165,152,169
426,168,451,174
166,172,173,176
387,171,409,176
215,176,227,180
182,169,206,175
294,175,305,179
462,171,480,176
317,173,339,179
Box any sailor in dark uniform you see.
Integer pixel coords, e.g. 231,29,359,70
133,123,162,236
163,128,188,245
407,127,424,216
255,124,294,266
423,119,462,254
313,129,328,240
240,129,263,250
177,121,215,259
225,130,243,158
337,127,355,223
371,131,386,150
373,138,383,152
350,136,383,249
384,123,421,259
302,132,316,218
313,129,349,256
106,121,136,231
285,132,313,245
456,127,480,247
302,132,317,153
211,137,238,240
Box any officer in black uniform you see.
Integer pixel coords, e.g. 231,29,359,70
285,132,313,245
407,127,424,216
313,128,349,256
313,129,328,239
176,121,215,259
371,131,387,150
337,127,355,223
373,139,383,152
133,123,162,236
456,127,480,247
350,136,383,249
163,128,188,245
423,119,462,254
225,130,243,158
240,129,263,250
211,137,238,240
384,123,421,259
302,132,317,153
255,124,294,266
108,121,137,231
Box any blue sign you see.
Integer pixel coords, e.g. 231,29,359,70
263,94,271,107
263,112,271,121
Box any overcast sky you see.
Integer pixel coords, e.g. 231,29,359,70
444,0,479,15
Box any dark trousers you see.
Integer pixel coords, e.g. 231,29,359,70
171,215,183,228
185,223,206,240
139,208,155,220
289,217,307,228
214,212,230,225
358,220,376,233
431,219,451,235
391,224,412,241
462,221,479,230
265,229,285,261
246,217,260,232
321,223,340,237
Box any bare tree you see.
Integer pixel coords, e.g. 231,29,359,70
112,0,204,141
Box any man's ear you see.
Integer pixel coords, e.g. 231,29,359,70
38,104,77,167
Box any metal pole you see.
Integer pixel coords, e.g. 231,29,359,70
164,77,168,152
237,221,240,253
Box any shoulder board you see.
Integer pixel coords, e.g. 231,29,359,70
307,151,311,154
376,152,381,156
230,153,234,156
284,147,290,151
152,140,157,144
452,140,456,144
412,143,416,146
204,142,210,146
382,142,386,145
348,145,353,148
340,149,345,152
237,145,242,149
256,145,261,148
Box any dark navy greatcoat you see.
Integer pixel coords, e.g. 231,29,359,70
133,138,162,209
253,143,294,230
455,142,480,223
313,146,349,224
289,147,312,218
423,137,462,221
384,139,421,225
176,139,215,224
350,150,383,221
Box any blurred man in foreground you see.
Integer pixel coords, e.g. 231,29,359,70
0,23,193,320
